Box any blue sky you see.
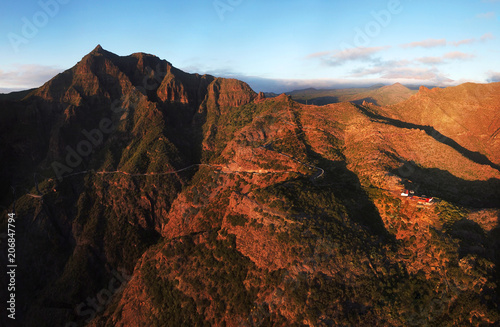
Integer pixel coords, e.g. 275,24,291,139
0,0,499,93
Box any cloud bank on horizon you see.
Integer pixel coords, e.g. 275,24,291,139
0,0,498,93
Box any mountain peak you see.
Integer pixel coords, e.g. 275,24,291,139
87,44,117,59
369,83,386,89
276,93,292,101
130,51,162,61
382,82,410,91
92,44,104,53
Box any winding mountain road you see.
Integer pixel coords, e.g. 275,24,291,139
22,108,328,202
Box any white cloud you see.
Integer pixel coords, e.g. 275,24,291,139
453,38,476,47
305,51,332,59
480,33,495,42
0,64,62,92
345,56,456,86
405,34,493,49
362,66,454,85
400,38,447,49
348,66,386,78
417,56,444,64
487,71,500,83
306,46,391,66
333,47,389,61
443,51,476,60
348,60,410,77
415,51,474,65
476,12,496,19
381,67,439,80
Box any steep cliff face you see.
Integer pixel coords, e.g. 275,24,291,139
206,78,257,109
0,47,499,327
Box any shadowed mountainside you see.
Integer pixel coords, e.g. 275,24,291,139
356,104,500,173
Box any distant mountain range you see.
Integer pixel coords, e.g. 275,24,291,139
0,88,36,101
264,83,444,107
1,46,499,326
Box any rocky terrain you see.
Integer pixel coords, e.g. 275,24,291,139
0,46,499,326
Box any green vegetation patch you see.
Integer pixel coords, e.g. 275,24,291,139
227,213,249,227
